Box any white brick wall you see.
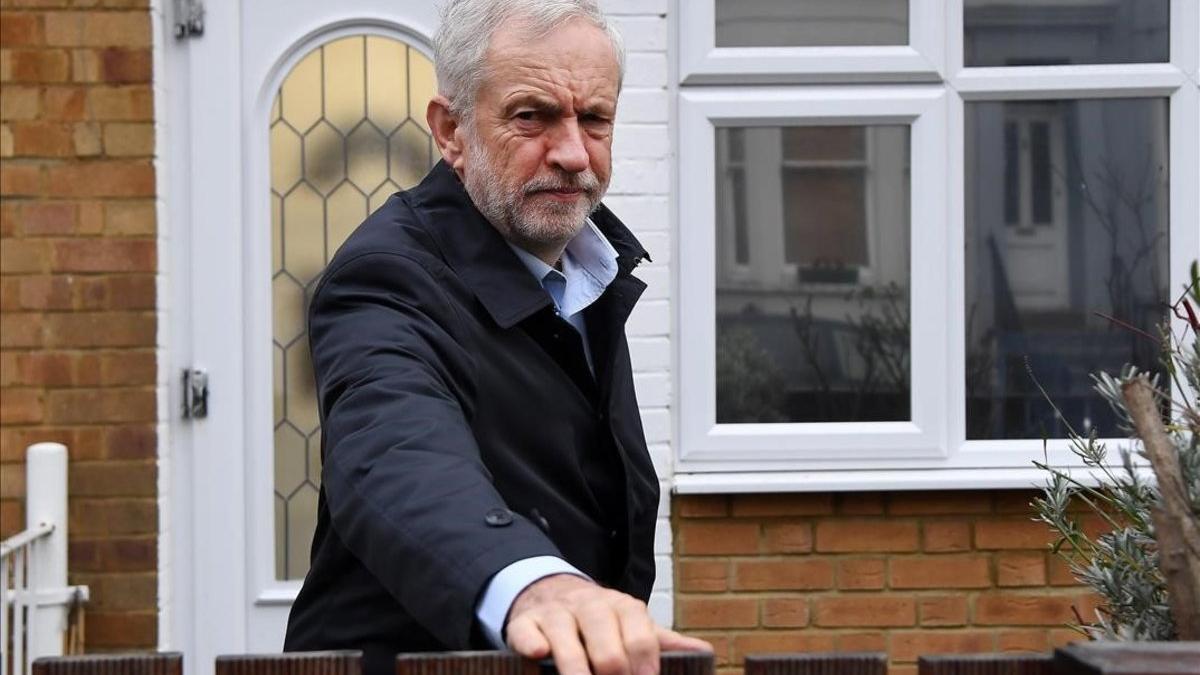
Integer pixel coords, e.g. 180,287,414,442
599,0,675,628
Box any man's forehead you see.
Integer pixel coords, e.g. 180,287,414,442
484,16,619,82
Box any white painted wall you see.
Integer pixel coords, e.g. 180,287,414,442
600,0,676,628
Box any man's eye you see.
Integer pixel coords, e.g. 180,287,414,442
514,111,537,121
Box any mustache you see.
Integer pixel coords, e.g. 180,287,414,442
523,172,601,195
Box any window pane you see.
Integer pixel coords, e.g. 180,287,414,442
964,0,1169,67
269,35,438,580
715,125,911,424
965,98,1169,440
716,0,908,48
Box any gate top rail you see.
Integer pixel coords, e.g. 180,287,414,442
1,523,55,558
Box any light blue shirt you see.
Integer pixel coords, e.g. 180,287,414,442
473,218,620,647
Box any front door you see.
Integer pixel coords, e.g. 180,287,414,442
166,2,440,670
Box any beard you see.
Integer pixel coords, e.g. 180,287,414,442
460,128,608,253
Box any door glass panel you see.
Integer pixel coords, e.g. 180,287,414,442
964,0,1169,67
964,98,1169,440
715,125,911,424
269,35,438,580
715,0,908,48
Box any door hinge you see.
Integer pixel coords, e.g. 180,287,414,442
182,368,208,419
173,0,205,39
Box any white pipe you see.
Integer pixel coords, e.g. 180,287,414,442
26,442,68,660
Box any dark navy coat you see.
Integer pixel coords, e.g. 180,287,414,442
284,161,659,675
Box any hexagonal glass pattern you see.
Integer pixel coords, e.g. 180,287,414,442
270,34,438,579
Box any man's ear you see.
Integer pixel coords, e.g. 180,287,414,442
427,95,467,173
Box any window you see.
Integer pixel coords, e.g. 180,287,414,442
268,34,438,579
675,1,1198,487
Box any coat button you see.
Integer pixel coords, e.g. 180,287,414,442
484,508,513,527
609,529,618,539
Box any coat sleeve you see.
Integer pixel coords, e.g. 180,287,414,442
308,250,562,648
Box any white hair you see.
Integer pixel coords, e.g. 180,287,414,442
433,0,625,119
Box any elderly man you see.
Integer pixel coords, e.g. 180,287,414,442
283,1,710,673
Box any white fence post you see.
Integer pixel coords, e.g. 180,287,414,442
26,442,68,659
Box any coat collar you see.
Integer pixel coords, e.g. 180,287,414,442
406,161,649,329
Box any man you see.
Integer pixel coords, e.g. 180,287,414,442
283,1,711,674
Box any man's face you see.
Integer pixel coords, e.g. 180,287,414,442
459,17,619,254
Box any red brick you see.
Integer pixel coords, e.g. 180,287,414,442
677,559,728,592
104,200,155,235
997,629,1050,653
0,13,44,46
762,523,812,553
17,275,73,309
73,571,156,611
731,632,835,660
732,559,833,591
89,48,151,83
1,86,41,120
10,120,73,156
1,500,23,538
814,596,915,628
815,520,919,552
837,557,885,590
68,460,155,497
923,520,972,552
8,48,70,82
70,536,156,573
730,493,833,516
0,461,25,498
888,491,992,515
975,518,1056,550
51,238,155,272
973,592,1086,626
1049,629,1086,648
19,201,77,235
83,12,151,47
45,387,155,423
762,597,809,627
103,120,153,154
918,595,969,627
43,311,155,347
100,350,155,385
42,86,87,120
997,551,1047,587
87,85,153,120
674,494,728,517
1047,554,1082,587
891,631,995,663
103,424,156,460
81,612,156,648
0,312,44,347
0,161,44,195
45,160,154,197
835,632,886,652
890,555,991,589
69,498,156,536
676,597,757,629
993,491,1040,514
677,521,759,555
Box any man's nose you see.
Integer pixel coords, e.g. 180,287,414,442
546,118,589,174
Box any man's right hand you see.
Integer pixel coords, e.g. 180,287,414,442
504,574,713,675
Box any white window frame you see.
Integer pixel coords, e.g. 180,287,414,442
678,0,946,85
674,0,1200,492
678,86,950,470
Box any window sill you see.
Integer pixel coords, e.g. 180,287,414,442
671,466,1113,494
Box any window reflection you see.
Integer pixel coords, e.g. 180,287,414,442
716,0,908,48
965,98,1169,440
964,0,1169,67
715,125,911,424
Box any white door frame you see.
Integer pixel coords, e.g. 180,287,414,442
160,2,439,671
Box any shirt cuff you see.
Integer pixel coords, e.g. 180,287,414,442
475,556,590,648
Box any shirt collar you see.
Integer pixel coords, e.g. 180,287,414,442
507,218,619,317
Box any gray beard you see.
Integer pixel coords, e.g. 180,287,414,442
460,130,606,252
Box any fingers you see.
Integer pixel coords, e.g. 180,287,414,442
505,613,551,659
616,598,660,675
540,607,592,675
654,625,715,653
577,599,632,675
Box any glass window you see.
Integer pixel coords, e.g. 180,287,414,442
269,35,438,580
965,98,1169,440
964,0,1169,67
715,0,908,48
715,125,911,424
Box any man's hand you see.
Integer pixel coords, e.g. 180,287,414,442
505,574,712,675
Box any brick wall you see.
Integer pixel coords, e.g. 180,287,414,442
674,490,1100,675
0,0,158,650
